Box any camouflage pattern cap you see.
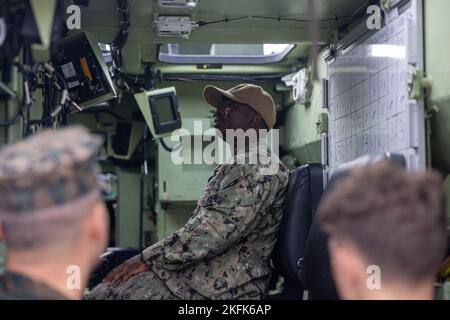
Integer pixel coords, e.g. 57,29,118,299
0,126,103,214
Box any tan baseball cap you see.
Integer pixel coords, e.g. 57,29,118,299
203,83,277,129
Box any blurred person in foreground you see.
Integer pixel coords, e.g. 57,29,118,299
318,162,448,300
0,126,108,299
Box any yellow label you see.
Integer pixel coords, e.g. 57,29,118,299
80,57,93,81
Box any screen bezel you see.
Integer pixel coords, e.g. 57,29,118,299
149,92,181,134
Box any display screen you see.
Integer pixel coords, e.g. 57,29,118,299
154,96,175,124
147,89,181,135
54,33,115,107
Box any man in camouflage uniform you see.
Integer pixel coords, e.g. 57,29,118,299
88,84,289,300
0,127,109,299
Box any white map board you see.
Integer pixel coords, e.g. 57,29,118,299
325,1,425,173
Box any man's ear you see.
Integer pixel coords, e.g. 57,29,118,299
86,201,109,253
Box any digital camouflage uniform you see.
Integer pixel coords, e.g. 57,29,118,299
0,126,103,300
0,271,67,300
89,148,289,300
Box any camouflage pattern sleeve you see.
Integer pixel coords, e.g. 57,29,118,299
142,164,282,271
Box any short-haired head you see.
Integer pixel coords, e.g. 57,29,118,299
318,162,448,287
0,126,108,258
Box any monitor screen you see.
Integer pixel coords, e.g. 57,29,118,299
148,90,181,134
155,96,175,124
135,87,181,137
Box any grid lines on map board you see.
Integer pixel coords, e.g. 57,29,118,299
325,3,425,171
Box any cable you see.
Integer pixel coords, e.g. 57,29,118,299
251,15,349,23
159,138,173,152
116,71,156,92
197,15,351,27
0,95,23,127
42,68,54,127
1,61,71,129
22,45,32,136
53,69,68,90
119,72,145,83
198,16,249,26
0,82,24,127
112,0,130,50
111,0,130,70
49,70,71,120
308,0,319,81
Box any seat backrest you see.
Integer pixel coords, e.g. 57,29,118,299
302,153,406,299
272,163,323,287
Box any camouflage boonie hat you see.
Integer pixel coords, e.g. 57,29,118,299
0,126,103,214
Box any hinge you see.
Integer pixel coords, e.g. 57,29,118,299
316,112,329,134
322,78,329,109
321,133,329,166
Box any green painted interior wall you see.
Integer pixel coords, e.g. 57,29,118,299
116,168,142,248
282,58,326,165
424,0,450,221
425,0,450,174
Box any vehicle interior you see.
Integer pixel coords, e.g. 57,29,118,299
0,0,449,299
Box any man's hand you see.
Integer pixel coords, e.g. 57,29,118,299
103,254,149,284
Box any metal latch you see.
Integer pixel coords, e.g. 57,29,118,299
316,112,329,134
408,69,432,100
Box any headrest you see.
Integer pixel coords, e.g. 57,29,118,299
328,153,406,182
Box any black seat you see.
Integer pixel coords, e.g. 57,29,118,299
271,163,324,299
302,154,407,300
